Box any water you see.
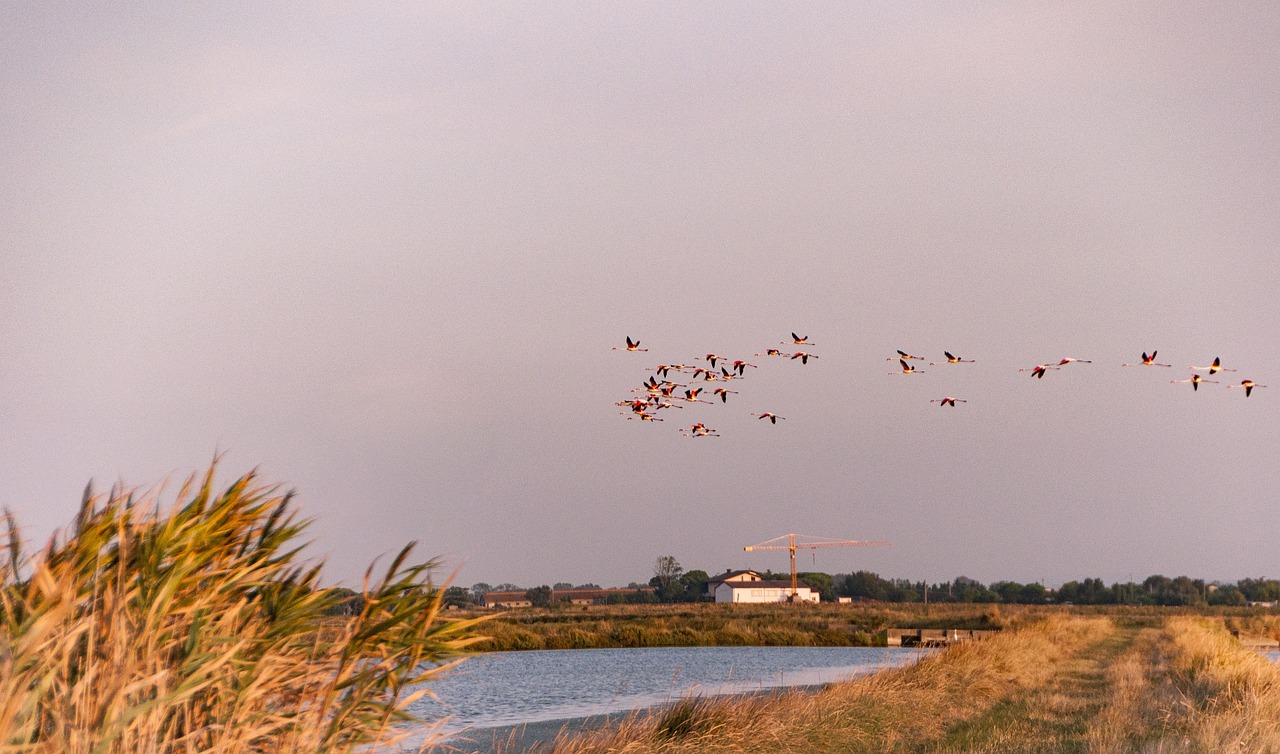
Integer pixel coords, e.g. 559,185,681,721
407,645,925,734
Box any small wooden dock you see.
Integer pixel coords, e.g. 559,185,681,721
885,628,999,647
1231,631,1280,650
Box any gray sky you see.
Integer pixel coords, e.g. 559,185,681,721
4,2,1279,590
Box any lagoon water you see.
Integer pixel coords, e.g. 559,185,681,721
409,645,925,735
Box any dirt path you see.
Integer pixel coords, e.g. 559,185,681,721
924,622,1157,753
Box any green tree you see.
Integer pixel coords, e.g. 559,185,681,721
679,569,710,602
650,556,685,602
525,585,553,607
442,586,474,608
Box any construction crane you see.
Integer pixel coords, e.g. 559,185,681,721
744,533,890,601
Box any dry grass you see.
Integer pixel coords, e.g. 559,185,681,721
1158,616,1280,752
0,465,488,754
471,602,1011,651
542,614,1110,753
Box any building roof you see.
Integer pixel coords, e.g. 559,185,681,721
719,580,810,590
707,569,763,583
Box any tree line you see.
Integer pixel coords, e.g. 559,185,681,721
450,557,1280,608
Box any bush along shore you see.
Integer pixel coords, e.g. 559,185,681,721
527,613,1280,753
466,602,1280,652
0,465,488,754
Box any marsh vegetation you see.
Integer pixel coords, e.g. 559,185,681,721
0,466,487,754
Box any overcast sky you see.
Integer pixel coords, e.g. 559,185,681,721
4,2,1279,590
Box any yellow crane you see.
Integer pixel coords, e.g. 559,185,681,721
744,533,890,601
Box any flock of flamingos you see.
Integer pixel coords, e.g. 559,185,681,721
614,335,1266,438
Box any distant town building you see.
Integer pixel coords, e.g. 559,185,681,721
704,569,764,598
481,587,654,608
713,578,820,604
705,569,819,603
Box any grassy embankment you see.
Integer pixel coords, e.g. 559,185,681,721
0,466,487,754
521,613,1280,753
470,601,1280,651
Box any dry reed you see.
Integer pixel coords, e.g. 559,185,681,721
0,464,487,754
1159,616,1280,752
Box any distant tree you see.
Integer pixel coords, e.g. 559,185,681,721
494,583,521,592
322,587,365,616
442,586,474,608
553,582,575,590
678,569,710,602
471,582,492,602
576,583,601,590
525,585,553,608
839,571,892,601
1208,585,1246,606
1237,578,1280,602
650,556,685,602
797,572,835,602
1018,582,1048,604
625,588,658,604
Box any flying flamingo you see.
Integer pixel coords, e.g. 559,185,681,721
1190,357,1235,375
783,332,813,345
791,352,819,364
755,349,789,357
887,350,925,361
1227,380,1267,397
612,336,648,352
731,360,758,375
929,351,975,365
751,412,786,424
680,388,713,404
700,354,725,368
1019,364,1061,379
1056,357,1092,365
680,422,720,437
1122,351,1171,367
1172,373,1219,391
713,388,738,403
929,398,967,407
624,412,663,421
890,359,924,375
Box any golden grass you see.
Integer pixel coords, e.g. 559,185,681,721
0,465,488,754
542,614,1110,753
1158,616,1280,752
471,602,1011,651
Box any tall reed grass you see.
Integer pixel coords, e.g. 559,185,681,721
0,465,486,753
1161,616,1280,751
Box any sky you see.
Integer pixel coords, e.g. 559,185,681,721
4,2,1279,591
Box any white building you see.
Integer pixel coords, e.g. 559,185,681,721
706,570,820,603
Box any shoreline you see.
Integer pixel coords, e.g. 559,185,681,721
420,684,826,754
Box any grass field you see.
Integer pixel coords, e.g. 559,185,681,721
525,613,1280,753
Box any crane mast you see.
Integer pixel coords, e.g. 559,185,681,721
744,533,890,601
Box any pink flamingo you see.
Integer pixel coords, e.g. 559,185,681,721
1172,373,1219,391
1122,351,1171,367
929,351,975,365
612,336,648,352
929,398,967,407
890,359,924,375
1190,357,1235,375
1227,380,1267,397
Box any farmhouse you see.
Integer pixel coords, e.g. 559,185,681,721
706,570,819,603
